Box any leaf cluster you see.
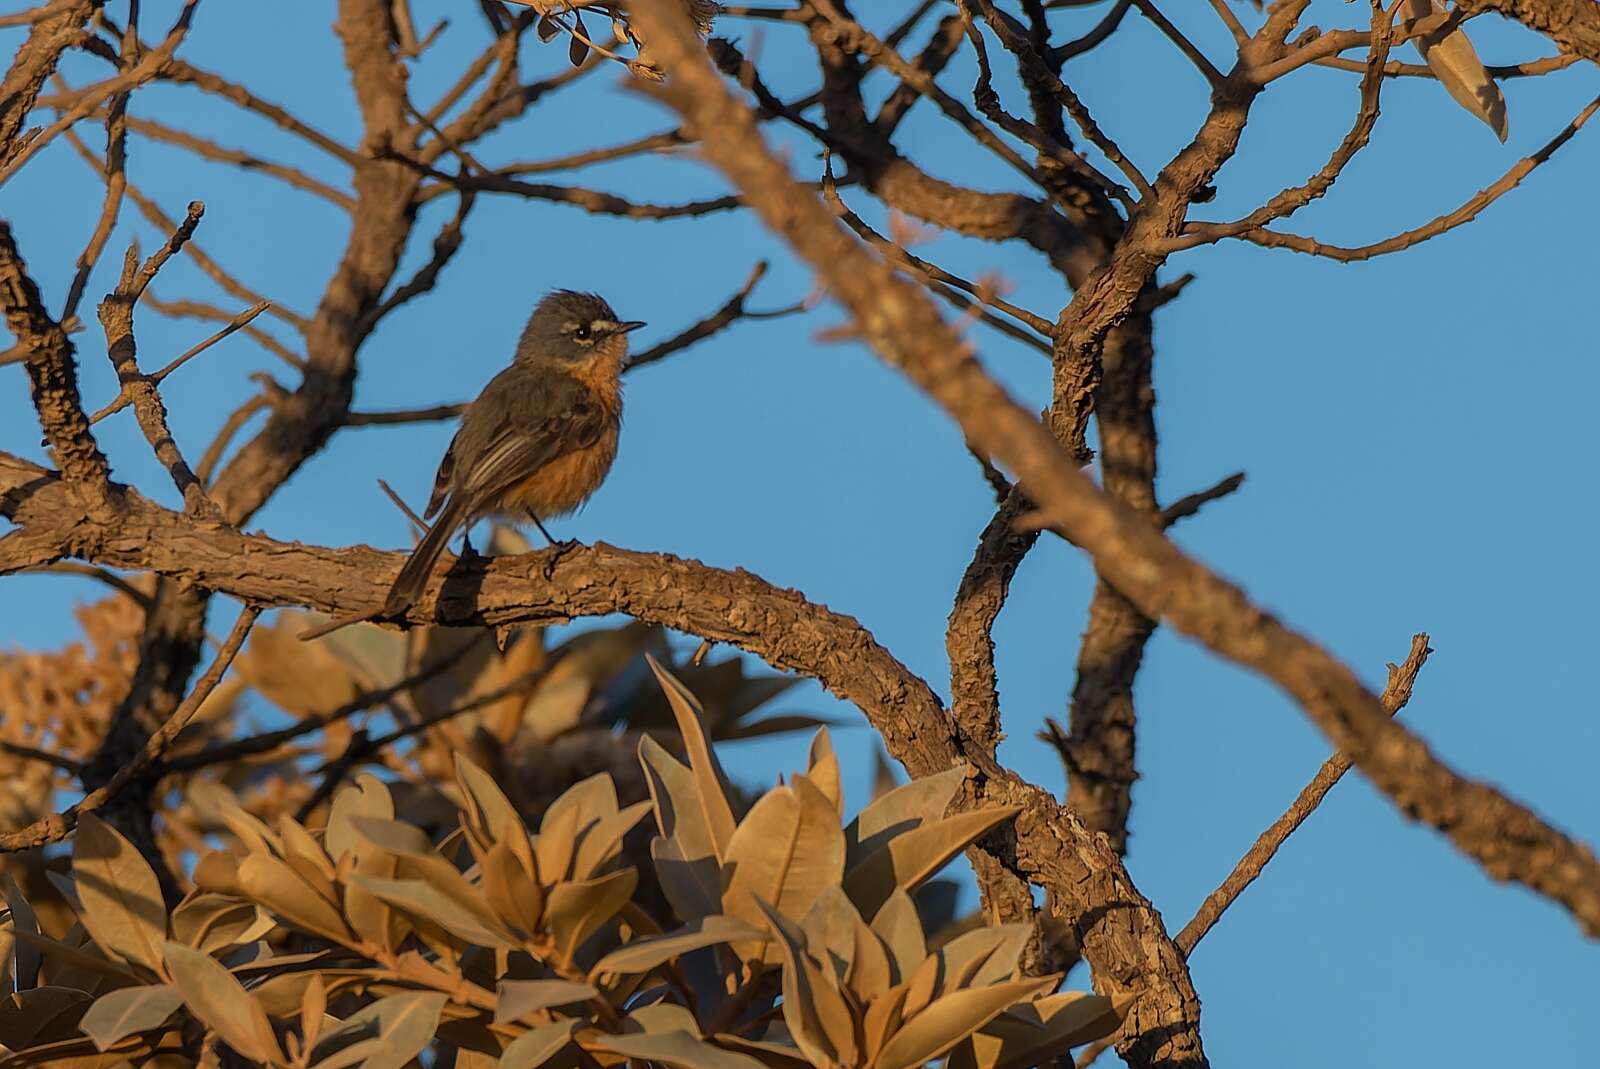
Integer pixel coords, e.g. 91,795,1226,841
0,662,1123,1068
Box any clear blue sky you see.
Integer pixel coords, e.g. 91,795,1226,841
3,2,1596,1064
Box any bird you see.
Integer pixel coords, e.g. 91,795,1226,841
380,290,644,618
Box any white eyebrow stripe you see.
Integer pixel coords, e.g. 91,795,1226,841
591,318,619,333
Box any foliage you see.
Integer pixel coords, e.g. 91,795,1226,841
0,664,1121,1067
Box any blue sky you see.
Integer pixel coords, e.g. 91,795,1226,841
3,1,1596,1065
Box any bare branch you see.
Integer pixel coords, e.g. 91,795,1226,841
0,605,258,853
1159,471,1247,528
0,219,116,516
627,261,807,371
96,203,224,520
0,0,200,185
1179,93,1600,258
633,0,1600,945
1175,634,1435,953
89,301,270,424
1131,0,1225,86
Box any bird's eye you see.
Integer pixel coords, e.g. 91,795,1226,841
574,323,591,341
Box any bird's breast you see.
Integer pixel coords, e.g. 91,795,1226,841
495,424,619,519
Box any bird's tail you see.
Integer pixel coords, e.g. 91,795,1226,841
383,495,470,617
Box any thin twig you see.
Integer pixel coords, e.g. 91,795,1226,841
1131,0,1225,86
0,606,259,853
626,261,805,371
1175,634,1435,953
21,561,153,608
89,300,269,424
0,739,83,775
1179,94,1600,258
1158,471,1245,528
162,636,483,772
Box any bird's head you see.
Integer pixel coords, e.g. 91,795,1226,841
516,290,645,371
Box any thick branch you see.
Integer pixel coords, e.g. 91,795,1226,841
633,0,1600,950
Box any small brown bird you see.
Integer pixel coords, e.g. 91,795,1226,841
381,290,643,617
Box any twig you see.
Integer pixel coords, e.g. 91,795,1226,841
345,403,466,427
1175,634,1435,953
89,300,269,423
21,561,153,608
96,204,224,520
296,656,561,816
0,0,200,185
0,606,259,853
391,153,744,220
377,478,427,533
1058,0,1133,60
143,294,306,369
120,182,308,330
157,57,362,165
1181,93,1600,258
112,113,356,210
626,261,805,371
821,157,1054,345
1131,0,1225,86
361,189,476,330
0,739,83,775
1158,471,1245,528
59,74,129,325
163,635,483,772
971,0,1155,200
195,376,284,485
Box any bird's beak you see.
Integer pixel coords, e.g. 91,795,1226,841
619,320,647,334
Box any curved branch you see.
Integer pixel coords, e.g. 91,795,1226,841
634,0,1600,950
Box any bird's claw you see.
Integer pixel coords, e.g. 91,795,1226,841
541,538,579,580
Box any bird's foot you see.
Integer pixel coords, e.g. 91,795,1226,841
541,538,580,580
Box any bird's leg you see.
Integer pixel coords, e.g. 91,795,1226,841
458,527,480,561
528,512,578,578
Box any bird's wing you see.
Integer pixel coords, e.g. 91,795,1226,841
453,375,607,508
423,428,459,520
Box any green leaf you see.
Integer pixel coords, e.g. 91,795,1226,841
590,915,764,978
806,729,843,816
544,868,638,964
189,779,282,856
71,814,167,975
494,979,598,1026
78,984,183,1052
649,835,721,924
752,898,855,1069
351,875,520,950
2,873,43,989
947,991,1125,1069
646,656,738,857
535,803,580,886
170,893,268,955
869,889,925,984
163,942,284,1064
587,1030,768,1069
722,774,845,961
844,766,965,869
326,774,394,863
310,991,448,1069
499,1017,580,1069
238,854,350,943
482,839,544,936
354,991,449,1069
874,978,1057,1069
844,805,1020,918
456,753,530,848
0,985,94,1049
1404,0,1508,141
572,801,651,881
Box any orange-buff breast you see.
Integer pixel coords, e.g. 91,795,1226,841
490,428,619,520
